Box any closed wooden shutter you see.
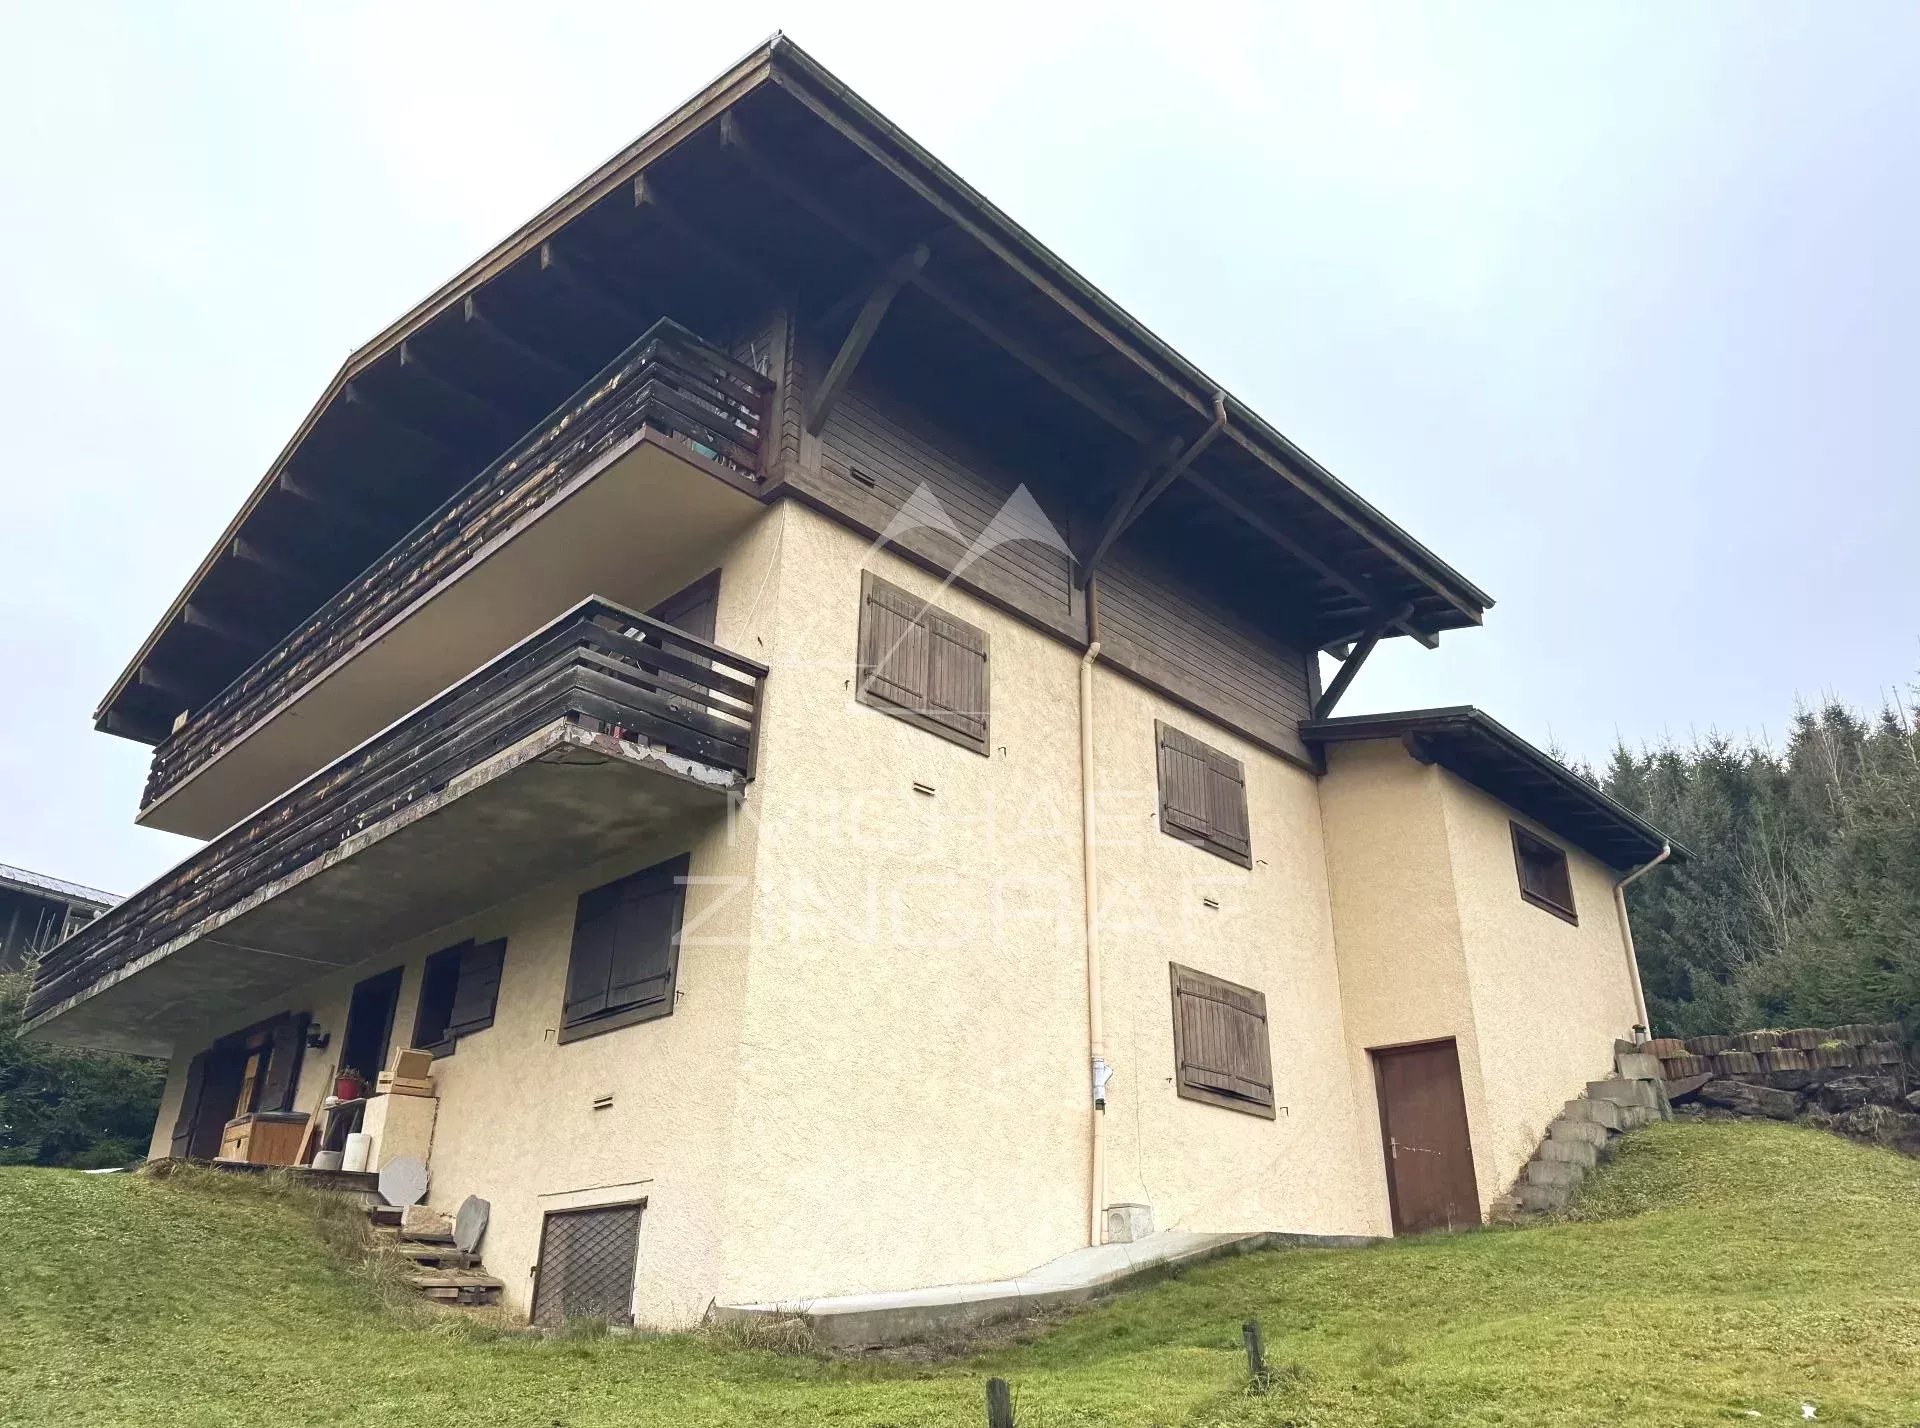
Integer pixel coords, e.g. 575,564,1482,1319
259,1014,309,1114
1169,963,1275,1117
856,571,990,754
1155,722,1252,867
169,1052,209,1157
561,854,689,1040
446,939,507,1039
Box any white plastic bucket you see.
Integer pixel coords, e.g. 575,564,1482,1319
341,1133,373,1174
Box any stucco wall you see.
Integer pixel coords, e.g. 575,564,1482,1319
1091,671,1378,1240
1440,774,1639,1191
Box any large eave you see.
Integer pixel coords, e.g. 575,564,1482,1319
1302,706,1690,872
97,33,1493,745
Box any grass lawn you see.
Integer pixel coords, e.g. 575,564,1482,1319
3,1120,1918,1426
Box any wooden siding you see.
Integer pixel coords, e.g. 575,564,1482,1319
807,373,1083,643
1098,543,1314,761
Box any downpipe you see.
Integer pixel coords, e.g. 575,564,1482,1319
1079,638,1110,1245
1614,842,1671,1041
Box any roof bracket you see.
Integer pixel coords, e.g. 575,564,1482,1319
1312,603,1413,720
1076,393,1227,585
806,243,929,435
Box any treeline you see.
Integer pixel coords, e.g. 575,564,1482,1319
0,973,164,1168
1593,694,1920,1040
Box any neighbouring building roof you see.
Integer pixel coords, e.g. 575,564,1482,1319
92,32,1494,746
0,862,118,911
1300,707,1689,871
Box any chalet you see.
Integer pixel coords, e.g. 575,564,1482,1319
0,864,114,974
26,36,1684,1329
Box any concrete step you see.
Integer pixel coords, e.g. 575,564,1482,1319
1487,1194,1525,1225
1546,1115,1611,1146
1618,1103,1659,1130
1536,1137,1599,1168
1587,1079,1658,1109
1615,1051,1665,1081
1562,1097,1624,1130
1525,1158,1587,1187
1518,1180,1574,1213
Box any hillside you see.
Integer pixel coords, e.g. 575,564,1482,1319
2,1122,1917,1426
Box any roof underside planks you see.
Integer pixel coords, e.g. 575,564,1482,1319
98,34,1493,748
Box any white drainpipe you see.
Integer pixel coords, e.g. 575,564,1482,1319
1613,842,1671,1041
1079,639,1109,1245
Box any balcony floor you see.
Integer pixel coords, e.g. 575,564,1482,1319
28,720,738,1056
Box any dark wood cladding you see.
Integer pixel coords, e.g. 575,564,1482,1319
809,373,1080,640
1097,545,1313,761
141,321,769,815
30,600,765,1025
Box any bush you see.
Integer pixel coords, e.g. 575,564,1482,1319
0,972,165,1167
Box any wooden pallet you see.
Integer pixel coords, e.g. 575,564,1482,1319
407,1268,504,1305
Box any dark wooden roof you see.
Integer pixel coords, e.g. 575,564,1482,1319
98,33,1494,745
1301,706,1688,871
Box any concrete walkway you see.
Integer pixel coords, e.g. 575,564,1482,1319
714,1227,1378,1349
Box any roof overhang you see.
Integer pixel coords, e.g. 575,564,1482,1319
98,33,1493,746
1302,706,1690,872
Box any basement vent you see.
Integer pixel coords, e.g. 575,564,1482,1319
531,1203,643,1327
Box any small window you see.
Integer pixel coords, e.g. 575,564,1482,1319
855,570,990,755
1155,721,1251,867
532,1203,644,1327
1511,823,1577,923
1169,963,1275,1118
412,938,507,1059
560,854,688,1043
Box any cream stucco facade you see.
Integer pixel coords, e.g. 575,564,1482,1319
142,498,1653,1324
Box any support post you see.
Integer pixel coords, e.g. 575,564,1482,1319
985,1377,1015,1427
1312,604,1413,720
806,243,929,434
1243,1318,1268,1391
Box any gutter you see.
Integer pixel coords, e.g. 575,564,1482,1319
1613,843,1672,1040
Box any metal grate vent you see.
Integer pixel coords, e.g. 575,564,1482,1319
532,1203,643,1327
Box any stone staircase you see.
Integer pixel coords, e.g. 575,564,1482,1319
367,1203,504,1306
1491,1043,1671,1222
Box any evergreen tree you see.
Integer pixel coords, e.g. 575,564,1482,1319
0,972,165,1168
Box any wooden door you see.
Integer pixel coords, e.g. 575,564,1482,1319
1372,1039,1480,1234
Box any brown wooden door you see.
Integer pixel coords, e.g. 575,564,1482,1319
1372,1039,1480,1234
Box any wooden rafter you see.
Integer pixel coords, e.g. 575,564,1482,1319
1078,396,1227,584
633,173,779,297
396,341,522,441
461,296,582,387
341,382,453,457
806,243,929,434
536,241,646,329
1312,604,1412,720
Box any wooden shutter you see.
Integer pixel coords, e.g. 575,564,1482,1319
856,571,990,754
169,1052,209,1157
1169,963,1275,1117
1156,722,1252,867
1511,823,1576,922
561,854,688,1039
564,887,621,1025
447,939,506,1039
607,882,679,1014
259,1014,309,1114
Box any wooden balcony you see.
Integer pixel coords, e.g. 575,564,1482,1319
139,318,771,832
25,599,765,1055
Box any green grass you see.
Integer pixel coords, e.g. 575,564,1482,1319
3,1121,1918,1426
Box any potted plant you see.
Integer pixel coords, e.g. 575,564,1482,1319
334,1068,365,1101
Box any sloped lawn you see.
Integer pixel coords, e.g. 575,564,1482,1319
2,1121,1916,1426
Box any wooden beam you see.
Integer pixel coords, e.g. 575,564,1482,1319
633,173,779,296
805,243,928,435
180,601,276,651
397,340,524,442
135,663,196,706
275,470,393,544
341,381,454,457
99,708,169,743
461,296,583,388
229,535,327,594
1078,397,1227,584
720,111,1157,446
1312,604,1410,720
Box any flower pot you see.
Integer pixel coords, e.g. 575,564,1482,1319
334,1074,364,1101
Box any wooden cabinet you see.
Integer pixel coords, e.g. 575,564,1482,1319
215,1112,310,1166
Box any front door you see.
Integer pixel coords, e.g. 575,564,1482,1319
1372,1039,1480,1234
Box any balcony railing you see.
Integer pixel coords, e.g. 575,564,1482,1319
142,318,772,815
29,599,765,1025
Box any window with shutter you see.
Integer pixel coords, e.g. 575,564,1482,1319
1510,823,1577,923
559,854,689,1043
1168,963,1275,1118
413,939,507,1057
855,570,990,755
1155,721,1252,867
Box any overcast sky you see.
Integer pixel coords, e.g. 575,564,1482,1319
2,2,1915,896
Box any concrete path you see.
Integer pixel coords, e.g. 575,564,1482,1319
715,1227,1378,1349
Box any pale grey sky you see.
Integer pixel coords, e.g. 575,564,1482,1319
1,2,1915,895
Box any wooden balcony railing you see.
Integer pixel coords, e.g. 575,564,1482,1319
29,599,766,1024
142,318,771,814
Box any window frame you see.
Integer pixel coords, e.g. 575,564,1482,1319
557,853,690,1045
1168,962,1276,1119
412,937,506,1059
1154,720,1253,868
854,569,992,756
530,1199,646,1328
1510,821,1578,924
